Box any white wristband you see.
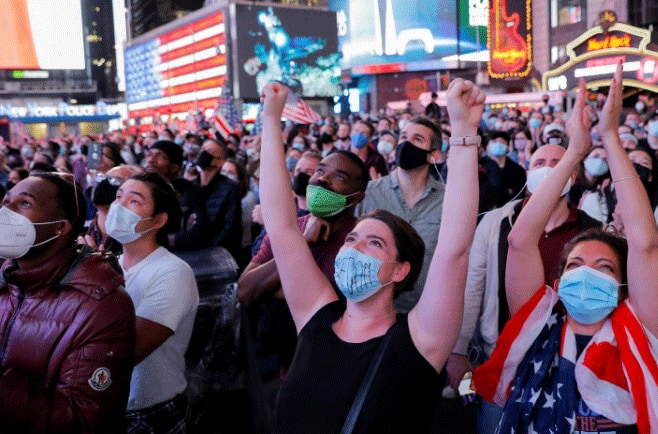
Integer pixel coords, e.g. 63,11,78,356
449,136,481,147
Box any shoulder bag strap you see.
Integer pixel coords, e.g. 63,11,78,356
340,330,393,434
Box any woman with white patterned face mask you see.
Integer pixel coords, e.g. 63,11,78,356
258,79,485,433
474,64,658,434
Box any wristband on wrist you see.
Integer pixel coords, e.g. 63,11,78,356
449,136,481,147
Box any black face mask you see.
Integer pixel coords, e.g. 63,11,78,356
92,179,119,206
194,150,214,169
292,172,311,196
395,141,430,170
633,163,653,185
318,133,334,146
5,182,14,191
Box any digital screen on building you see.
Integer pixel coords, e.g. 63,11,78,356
233,4,340,100
328,0,459,75
459,0,488,59
0,0,85,70
124,11,228,120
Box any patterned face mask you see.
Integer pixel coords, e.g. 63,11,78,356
305,185,357,218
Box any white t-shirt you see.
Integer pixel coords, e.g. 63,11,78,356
122,246,199,410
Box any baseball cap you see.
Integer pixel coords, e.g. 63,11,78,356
543,122,565,136
150,140,183,166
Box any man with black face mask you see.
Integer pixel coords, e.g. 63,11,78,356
354,116,446,313
170,138,242,258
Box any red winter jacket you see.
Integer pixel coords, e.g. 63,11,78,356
0,245,136,433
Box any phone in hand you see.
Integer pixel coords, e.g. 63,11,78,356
458,372,476,405
87,142,103,170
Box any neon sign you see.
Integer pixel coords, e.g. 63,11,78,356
542,15,658,93
487,0,532,78
587,34,631,51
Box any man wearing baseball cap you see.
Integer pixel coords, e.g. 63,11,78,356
542,122,566,147
144,140,200,237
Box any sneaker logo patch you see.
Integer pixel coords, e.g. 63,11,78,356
88,367,112,391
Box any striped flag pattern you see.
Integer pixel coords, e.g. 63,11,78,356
125,11,228,121
282,91,322,125
211,86,241,139
473,285,658,433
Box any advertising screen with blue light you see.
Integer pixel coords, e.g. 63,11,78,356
328,0,487,75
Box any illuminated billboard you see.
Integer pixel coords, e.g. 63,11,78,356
0,0,85,70
328,0,462,75
543,16,658,93
459,0,488,61
234,4,340,100
124,11,228,122
487,0,532,78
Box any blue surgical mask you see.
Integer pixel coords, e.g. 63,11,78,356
441,141,449,153
529,118,542,130
334,248,394,302
648,121,658,138
350,132,369,149
548,136,563,146
285,156,298,172
584,156,609,177
557,266,620,325
292,142,305,152
489,142,508,158
105,203,155,244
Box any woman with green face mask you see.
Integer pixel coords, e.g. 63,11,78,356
258,79,485,433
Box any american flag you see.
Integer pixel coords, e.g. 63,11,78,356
282,91,322,125
212,86,241,139
473,285,658,433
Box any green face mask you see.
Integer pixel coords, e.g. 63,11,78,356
305,184,356,218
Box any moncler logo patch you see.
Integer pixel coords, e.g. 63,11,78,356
88,367,112,391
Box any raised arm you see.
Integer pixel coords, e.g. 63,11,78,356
599,63,658,336
505,79,592,316
259,83,337,331
408,79,485,370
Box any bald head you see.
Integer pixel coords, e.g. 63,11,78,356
529,144,566,171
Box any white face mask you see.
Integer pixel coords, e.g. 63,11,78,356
222,172,238,182
105,203,155,244
0,207,64,258
526,166,571,196
377,139,395,156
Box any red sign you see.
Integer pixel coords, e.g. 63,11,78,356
488,0,532,78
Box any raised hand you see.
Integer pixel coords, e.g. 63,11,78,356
565,78,593,160
598,62,624,139
446,79,486,133
260,82,288,119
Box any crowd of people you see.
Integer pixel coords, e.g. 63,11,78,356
0,63,657,433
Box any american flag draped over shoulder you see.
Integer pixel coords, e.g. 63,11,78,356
211,86,241,140
472,285,658,434
282,90,322,125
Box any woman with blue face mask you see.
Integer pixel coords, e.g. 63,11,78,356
258,79,485,433
473,65,658,434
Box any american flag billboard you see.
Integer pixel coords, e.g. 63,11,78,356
125,10,228,124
